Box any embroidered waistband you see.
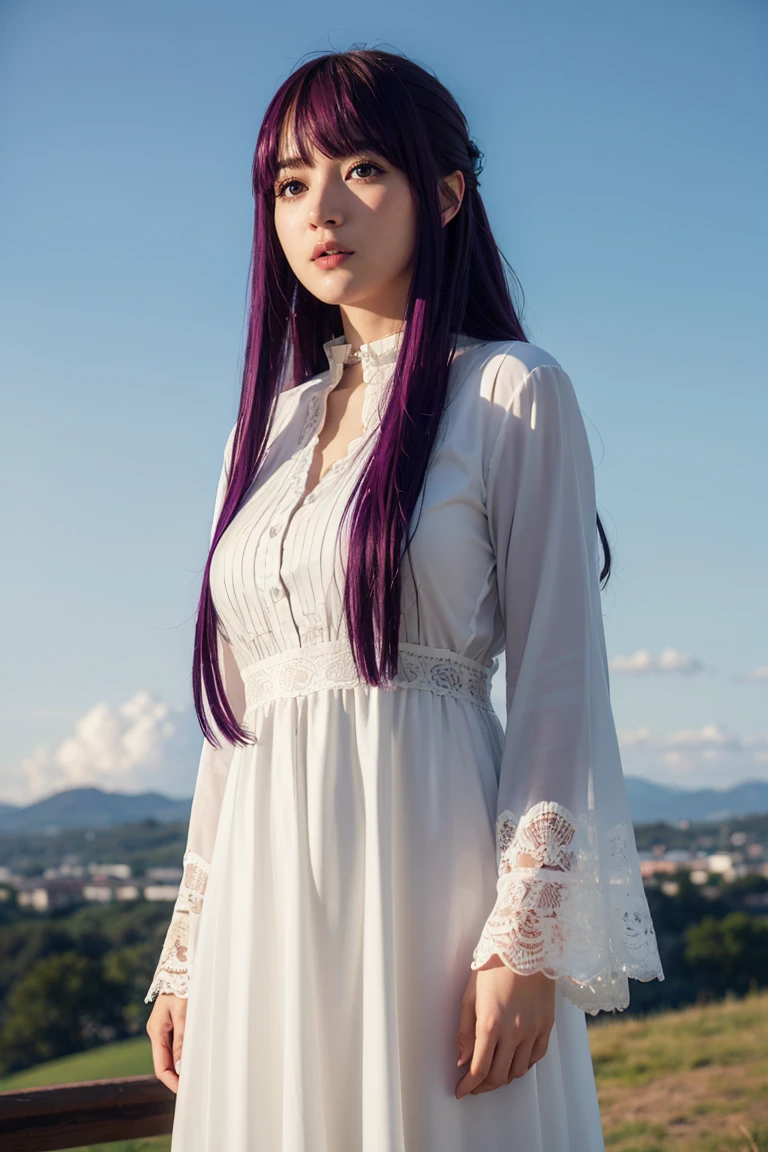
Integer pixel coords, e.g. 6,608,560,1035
240,638,498,714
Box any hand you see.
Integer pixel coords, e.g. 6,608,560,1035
455,954,555,1099
146,993,188,1094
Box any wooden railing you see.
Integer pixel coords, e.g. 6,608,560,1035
0,1076,175,1151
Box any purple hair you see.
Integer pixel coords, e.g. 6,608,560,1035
193,47,612,749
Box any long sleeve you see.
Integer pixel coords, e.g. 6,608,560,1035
470,357,665,1014
145,424,245,1003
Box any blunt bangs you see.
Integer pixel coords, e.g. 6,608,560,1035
255,56,412,198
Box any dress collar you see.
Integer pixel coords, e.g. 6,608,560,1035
322,326,481,379
322,328,406,375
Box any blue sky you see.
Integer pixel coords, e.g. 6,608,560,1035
1,0,765,804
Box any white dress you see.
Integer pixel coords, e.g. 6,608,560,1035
146,330,664,1152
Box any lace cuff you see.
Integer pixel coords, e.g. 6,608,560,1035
470,800,665,1014
144,850,210,1003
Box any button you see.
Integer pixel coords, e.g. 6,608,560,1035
270,586,283,601
269,522,282,537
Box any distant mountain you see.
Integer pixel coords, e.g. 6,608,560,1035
0,777,766,834
625,776,768,825
0,787,191,833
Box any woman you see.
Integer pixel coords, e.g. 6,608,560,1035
145,47,664,1151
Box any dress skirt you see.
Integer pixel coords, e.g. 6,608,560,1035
169,666,606,1152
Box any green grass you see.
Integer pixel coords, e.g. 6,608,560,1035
0,1035,154,1091
591,989,768,1151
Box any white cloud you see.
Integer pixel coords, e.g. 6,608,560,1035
609,648,709,675
733,665,768,684
616,725,653,747
609,651,768,685
2,690,203,806
617,723,768,788
666,722,743,752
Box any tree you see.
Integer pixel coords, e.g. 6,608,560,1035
0,951,123,1075
684,912,768,999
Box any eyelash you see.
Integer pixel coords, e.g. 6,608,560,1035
275,159,384,199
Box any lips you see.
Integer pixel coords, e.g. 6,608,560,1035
311,242,354,261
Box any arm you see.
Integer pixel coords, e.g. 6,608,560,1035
470,357,664,1014
145,424,244,1002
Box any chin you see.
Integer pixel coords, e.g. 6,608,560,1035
305,281,369,307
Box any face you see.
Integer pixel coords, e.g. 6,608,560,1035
272,117,418,320
272,114,465,325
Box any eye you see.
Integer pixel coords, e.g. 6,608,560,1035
275,158,384,199
275,178,304,199
350,160,382,180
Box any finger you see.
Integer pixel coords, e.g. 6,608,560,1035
456,990,476,1067
148,1007,180,1094
470,1038,518,1094
527,1031,550,1070
172,1006,186,1073
150,1031,180,1095
456,1031,496,1099
155,1067,180,1095
507,1036,535,1082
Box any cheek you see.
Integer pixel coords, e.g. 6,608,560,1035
373,192,417,267
273,209,308,273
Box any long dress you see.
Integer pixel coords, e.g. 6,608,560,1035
145,329,665,1151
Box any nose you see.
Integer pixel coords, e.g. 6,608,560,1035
307,174,344,229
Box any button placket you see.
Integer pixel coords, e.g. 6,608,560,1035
261,474,305,642
265,337,400,646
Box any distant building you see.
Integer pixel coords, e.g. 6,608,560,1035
17,876,85,912
83,884,113,902
115,884,141,900
640,859,680,879
664,849,693,863
143,884,180,902
87,863,132,879
145,867,183,883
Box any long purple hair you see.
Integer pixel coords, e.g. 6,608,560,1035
193,47,612,749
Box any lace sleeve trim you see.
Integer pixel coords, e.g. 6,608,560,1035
470,800,665,1015
144,850,210,1003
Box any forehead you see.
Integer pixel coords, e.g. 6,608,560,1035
275,104,381,169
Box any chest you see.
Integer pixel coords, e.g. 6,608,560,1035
303,366,368,499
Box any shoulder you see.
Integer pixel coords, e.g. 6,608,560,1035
454,338,576,430
453,336,568,405
470,340,570,411
462,341,591,485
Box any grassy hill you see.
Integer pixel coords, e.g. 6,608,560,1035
590,989,768,1150
2,991,767,1151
